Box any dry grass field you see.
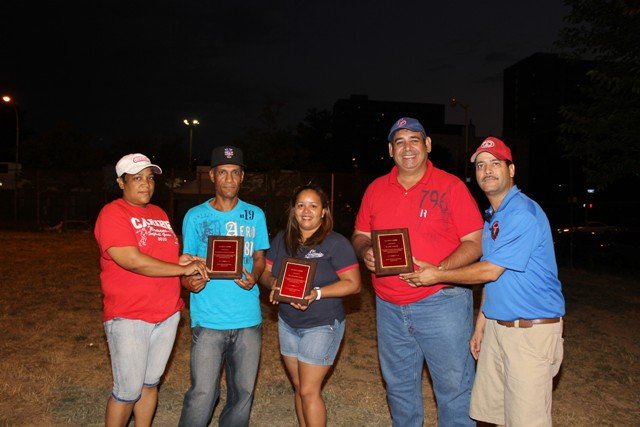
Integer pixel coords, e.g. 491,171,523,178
0,231,638,426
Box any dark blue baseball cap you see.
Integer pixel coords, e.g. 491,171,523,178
387,117,426,141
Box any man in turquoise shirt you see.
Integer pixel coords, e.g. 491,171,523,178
179,146,269,427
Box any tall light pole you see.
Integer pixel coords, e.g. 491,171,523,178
2,95,20,225
2,96,19,165
183,119,200,171
450,96,470,183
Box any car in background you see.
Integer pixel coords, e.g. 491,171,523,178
555,221,623,251
555,221,640,271
556,221,622,237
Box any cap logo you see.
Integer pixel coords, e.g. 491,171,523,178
397,118,407,127
133,155,149,163
480,140,495,148
224,147,234,158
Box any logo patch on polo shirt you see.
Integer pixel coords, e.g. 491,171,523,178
305,249,324,259
491,221,500,240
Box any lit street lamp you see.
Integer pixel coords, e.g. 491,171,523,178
2,96,19,165
450,96,470,183
183,119,200,170
2,95,20,225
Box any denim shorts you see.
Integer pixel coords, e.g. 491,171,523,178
103,311,180,403
278,316,345,366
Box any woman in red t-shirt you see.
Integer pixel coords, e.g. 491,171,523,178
95,153,208,427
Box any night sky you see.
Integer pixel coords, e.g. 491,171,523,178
1,1,569,164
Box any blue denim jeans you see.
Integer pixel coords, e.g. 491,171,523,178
376,287,475,427
178,324,262,427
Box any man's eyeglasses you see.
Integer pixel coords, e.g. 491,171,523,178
484,210,494,222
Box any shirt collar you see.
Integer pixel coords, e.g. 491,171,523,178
388,160,433,189
485,185,520,221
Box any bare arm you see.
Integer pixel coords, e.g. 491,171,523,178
401,259,505,287
399,228,482,285
181,274,209,293
178,253,206,265
235,249,266,290
399,229,488,286
251,250,267,280
260,261,362,310
178,253,210,293
439,229,483,270
310,267,361,299
292,266,362,311
470,288,487,360
351,230,375,272
259,262,280,305
107,246,207,278
258,262,276,289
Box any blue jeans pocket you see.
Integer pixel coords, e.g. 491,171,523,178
439,286,470,296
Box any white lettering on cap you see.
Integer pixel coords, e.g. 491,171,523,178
397,119,407,126
133,155,149,163
480,140,495,148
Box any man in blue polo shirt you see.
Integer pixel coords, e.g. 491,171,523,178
399,137,565,426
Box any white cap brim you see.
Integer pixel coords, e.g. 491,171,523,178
122,164,162,176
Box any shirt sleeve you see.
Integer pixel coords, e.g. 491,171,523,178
484,210,538,272
95,203,138,257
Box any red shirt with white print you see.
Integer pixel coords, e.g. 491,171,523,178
355,162,483,305
94,198,184,322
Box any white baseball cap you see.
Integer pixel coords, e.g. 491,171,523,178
115,153,162,177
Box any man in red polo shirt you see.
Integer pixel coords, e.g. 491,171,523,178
352,117,483,427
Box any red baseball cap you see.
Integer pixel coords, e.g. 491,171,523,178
470,137,512,162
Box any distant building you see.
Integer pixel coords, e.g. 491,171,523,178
0,162,20,190
503,52,595,210
332,94,475,176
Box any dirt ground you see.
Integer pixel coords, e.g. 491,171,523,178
0,231,638,426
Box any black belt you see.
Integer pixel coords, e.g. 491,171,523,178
496,318,561,328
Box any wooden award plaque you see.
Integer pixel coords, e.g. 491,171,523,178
206,235,244,279
273,257,318,305
371,228,413,276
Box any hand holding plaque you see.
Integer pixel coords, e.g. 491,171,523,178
272,257,318,305
206,236,244,279
371,228,413,276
